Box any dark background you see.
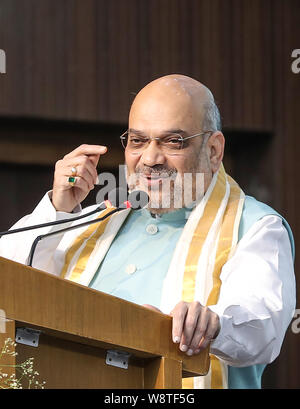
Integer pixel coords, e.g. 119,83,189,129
0,0,299,388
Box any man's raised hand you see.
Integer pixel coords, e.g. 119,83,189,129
52,144,107,212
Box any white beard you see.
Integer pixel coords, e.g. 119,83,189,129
126,168,205,212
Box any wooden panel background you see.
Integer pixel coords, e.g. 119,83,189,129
0,0,276,127
0,0,299,388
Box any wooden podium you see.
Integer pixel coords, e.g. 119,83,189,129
0,257,210,389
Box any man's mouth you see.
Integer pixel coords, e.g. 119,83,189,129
144,173,165,179
127,168,177,191
141,173,170,186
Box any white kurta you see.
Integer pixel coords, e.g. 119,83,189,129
0,191,296,369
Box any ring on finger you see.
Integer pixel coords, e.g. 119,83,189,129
68,176,76,187
71,166,78,176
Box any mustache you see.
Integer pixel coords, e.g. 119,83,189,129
134,165,177,177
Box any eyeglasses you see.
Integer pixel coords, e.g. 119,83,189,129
120,130,213,154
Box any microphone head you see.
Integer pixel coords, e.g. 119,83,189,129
98,187,149,210
107,187,128,208
127,190,149,210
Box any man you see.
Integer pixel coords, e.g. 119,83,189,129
0,74,296,389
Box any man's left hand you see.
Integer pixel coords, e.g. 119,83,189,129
170,301,220,356
143,301,220,356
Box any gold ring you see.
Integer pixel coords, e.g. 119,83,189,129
71,167,77,176
68,176,76,186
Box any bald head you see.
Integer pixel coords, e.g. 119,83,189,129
129,74,217,133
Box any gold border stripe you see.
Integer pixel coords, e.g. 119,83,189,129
210,356,224,389
181,166,227,302
182,377,194,388
59,208,114,280
206,179,243,306
68,211,114,282
207,178,244,389
181,166,244,389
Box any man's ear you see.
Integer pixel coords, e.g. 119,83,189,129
208,131,225,173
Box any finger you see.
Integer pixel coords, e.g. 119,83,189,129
58,167,94,192
76,168,96,191
72,162,98,188
170,301,188,345
197,313,220,351
188,308,210,353
179,302,202,352
64,156,99,185
71,175,90,193
64,144,107,167
65,144,108,158
142,304,162,313
88,153,105,169
56,168,92,193
75,156,99,183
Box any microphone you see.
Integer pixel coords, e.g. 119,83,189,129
27,189,149,267
0,187,129,238
0,200,107,238
125,190,149,210
105,188,149,210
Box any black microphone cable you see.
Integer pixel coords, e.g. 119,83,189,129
27,189,149,267
0,188,125,238
27,206,120,267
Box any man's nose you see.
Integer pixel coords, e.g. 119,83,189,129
140,141,166,167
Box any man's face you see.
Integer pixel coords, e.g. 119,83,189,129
125,78,213,213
